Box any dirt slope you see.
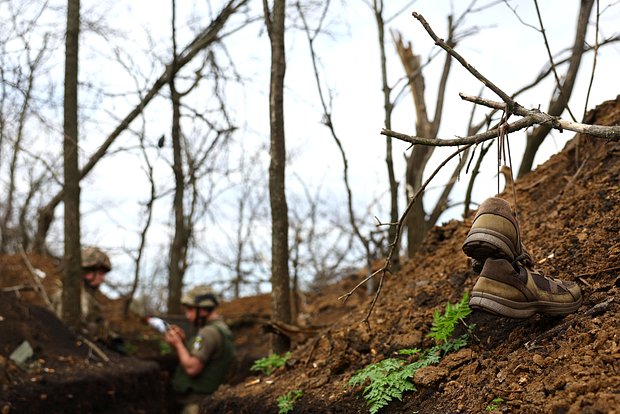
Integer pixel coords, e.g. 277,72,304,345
204,97,620,414
0,96,619,414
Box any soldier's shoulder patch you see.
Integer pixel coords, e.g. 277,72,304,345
192,335,204,352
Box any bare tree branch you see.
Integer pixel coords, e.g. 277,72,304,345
340,144,472,323
33,0,250,253
383,93,620,145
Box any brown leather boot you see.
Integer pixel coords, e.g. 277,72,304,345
463,197,532,272
469,258,582,318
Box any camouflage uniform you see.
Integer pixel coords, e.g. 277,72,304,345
172,286,236,414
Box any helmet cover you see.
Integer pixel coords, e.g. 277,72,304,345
180,285,219,308
81,246,112,272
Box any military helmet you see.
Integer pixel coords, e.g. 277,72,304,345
81,246,112,272
181,285,219,309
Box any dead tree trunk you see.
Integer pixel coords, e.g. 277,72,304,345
264,0,292,354
62,0,82,328
167,0,187,315
393,23,454,257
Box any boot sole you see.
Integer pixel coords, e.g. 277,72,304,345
462,231,516,263
470,292,582,319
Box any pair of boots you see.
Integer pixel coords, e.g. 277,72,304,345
463,197,582,318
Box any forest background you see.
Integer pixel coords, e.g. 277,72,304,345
1,0,619,316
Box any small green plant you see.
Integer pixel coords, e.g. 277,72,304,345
485,397,504,411
159,340,172,355
120,340,138,355
277,389,303,414
427,292,472,345
348,352,421,414
348,292,475,414
251,352,291,376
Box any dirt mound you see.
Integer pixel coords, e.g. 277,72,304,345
203,97,620,414
0,291,162,413
1,97,619,414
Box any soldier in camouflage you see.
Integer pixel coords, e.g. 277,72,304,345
51,246,112,340
165,285,236,414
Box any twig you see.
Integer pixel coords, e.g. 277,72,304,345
464,141,492,217
78,335,110,363
381,13,620,145
264,320,328,336
339,144,472,323
382,94,620,145
2,285,35,293
411,12,514,107
548,155,589,205
459,94,620,139
18,244,53,310
305,329,332,366
382,116,536,147
583,0,600,120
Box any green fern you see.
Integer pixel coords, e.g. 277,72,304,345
251,352,291,376
349,357,417,414
277,389,303,414
348,292,474,414
427,292,472,345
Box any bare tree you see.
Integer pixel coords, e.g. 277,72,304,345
296,1,376,294
33,0,250,253
517,0,595,178
371,0,404,270
392,5,486,256
0,1,56,254
62,0,82,328
263,0,292,354
288,176,358,292
167,0,189,315
124,126,159,317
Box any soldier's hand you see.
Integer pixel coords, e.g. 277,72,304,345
164,325,185,346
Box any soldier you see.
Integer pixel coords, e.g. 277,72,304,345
51,246,112,340
165,285,236,414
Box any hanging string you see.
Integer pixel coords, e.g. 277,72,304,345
496,109,520,222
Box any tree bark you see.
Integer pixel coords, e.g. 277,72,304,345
167,0,187,315
62,0,82,328
264,0,291,354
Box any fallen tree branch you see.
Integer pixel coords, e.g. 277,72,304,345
1,285,35,293
19,245,53,310
78,335,110,363
382,94,620,147
382,116,536,146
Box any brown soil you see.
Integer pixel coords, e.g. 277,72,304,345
1,96,619,414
